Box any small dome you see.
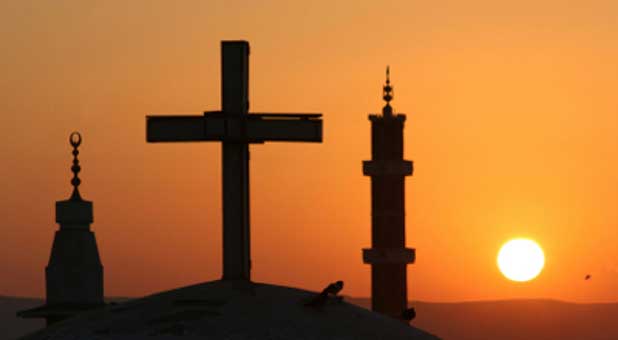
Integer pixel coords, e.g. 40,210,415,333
21,280,439,340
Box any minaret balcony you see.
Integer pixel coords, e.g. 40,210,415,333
363,160,413,176
363,248,416,264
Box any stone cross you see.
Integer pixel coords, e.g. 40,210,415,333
146,41,322,281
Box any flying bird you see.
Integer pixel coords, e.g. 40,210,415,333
585,274,591,280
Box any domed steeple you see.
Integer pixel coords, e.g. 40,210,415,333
18,132,104,326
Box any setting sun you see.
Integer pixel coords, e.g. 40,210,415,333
497,239,545,282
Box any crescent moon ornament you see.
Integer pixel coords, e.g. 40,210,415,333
70,131,82,148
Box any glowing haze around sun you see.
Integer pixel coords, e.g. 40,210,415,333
497,238,545,282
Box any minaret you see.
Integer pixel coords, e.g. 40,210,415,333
18,132,104,325
362,68,415,320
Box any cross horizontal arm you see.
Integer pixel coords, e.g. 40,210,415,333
146,113,322,143
146,116,204,142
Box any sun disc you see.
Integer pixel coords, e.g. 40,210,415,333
497,238,545,282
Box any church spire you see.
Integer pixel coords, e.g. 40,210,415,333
69,132,83,201
382,66,394,116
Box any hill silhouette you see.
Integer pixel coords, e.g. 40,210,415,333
348,298,618,340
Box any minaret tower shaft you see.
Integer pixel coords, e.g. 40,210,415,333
362,68,415,320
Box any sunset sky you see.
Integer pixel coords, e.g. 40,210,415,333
1,0,617,303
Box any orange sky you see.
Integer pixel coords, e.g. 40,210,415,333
1,0,617,302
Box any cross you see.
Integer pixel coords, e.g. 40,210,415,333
146,41,323,281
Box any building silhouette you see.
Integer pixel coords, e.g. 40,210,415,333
17,42,439,340
363,68,416,320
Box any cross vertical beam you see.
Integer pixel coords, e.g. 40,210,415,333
221,41,251,280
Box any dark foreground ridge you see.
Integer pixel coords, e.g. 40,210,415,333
6,295,618,340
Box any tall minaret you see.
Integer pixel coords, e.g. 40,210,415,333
18,132,104,325
362,68,415,320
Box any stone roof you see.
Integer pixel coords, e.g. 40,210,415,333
21,280,440,340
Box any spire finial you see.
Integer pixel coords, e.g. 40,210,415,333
382,66,393,116
69,132,83,201
386,66,390,83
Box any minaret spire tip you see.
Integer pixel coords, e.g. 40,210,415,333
69,131,83,201
386,66,390,83
382,65,393,116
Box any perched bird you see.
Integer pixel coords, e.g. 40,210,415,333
585,274,591,280
402,307,416,322
323,280,344,296
305,280,344,307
